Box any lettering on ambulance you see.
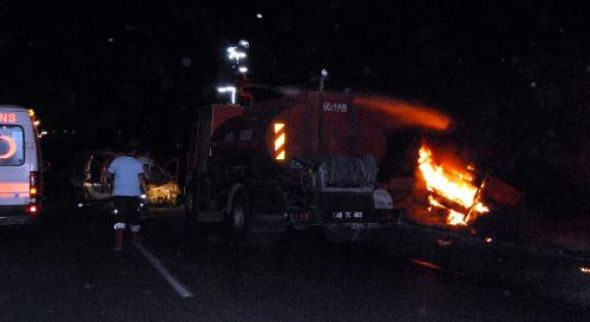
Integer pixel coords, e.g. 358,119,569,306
322,103,348,112
0,113,17,124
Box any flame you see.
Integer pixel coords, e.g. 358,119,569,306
418,144,488,225
447,209,467,225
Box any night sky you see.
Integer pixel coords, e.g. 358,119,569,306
1,1,589,216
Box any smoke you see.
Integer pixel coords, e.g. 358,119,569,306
354,96,452,131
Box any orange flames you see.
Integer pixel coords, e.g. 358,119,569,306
418,145,488,225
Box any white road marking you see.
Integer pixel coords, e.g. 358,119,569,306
132,241,194,298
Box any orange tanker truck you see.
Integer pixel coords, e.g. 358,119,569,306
183,90,410,242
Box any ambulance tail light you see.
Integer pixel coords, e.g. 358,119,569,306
29,171,39,197
26,204,38,215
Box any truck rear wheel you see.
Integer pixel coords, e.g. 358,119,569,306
229,189,248,234
227,189,283,246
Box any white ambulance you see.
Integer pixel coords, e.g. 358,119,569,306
0,105,42,225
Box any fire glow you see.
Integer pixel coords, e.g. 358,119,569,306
418,145,488,225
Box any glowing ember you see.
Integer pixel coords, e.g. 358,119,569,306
418,144,489,225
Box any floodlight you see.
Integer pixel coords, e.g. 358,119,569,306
226,46,246,62
217,86,237,104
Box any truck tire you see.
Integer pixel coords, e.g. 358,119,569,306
227,189,283,247
229,189,248,234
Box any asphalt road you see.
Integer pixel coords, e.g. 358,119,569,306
1,205,589,322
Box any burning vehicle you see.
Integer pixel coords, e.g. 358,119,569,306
410,141,520,227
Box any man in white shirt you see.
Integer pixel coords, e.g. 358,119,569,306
107,145,148,251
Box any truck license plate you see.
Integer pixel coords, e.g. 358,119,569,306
332,211,364,220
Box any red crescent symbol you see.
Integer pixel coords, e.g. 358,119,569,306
0,135,17,159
